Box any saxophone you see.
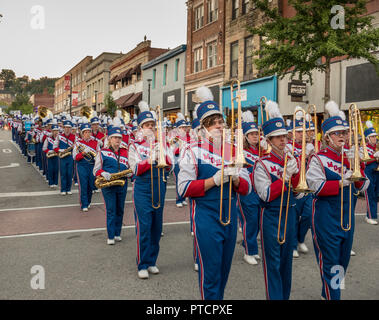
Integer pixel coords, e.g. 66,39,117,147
77,144,97,161
46,150,58,158
59,146,74,158
94,169,133,189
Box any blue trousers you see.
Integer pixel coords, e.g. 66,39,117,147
293,194,312,250
364,163,378,219
73,161,78,184
59,156,74,192
173,162,185,204
102,183,128,239
76,160,94,209
311,195,355,300
42,151,47,177
133,174,166,271
260,205,296,300
47,156,59,186
237,193,260,256
193,198,237,300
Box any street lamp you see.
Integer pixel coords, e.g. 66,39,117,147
147,79,152,105
94,90,98,111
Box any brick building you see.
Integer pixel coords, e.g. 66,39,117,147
54,56,93,116
185,0,226,117
109,39,168,117
30,88,54,110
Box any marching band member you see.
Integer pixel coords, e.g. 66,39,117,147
73,117,100,212
43,120,60,188
128,101,174,279
93,116,132,245
91,112,105,148
306,101,369,300
54,116,76,195
178,86,251,300
363,121,379,225
72,119,79,187
253,100,300,300
237,110,261,266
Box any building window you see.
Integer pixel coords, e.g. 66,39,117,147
230,41,239,78
244,36,254,76
242,0,250,15
207,0,218,23
194,47,203,73
207,41,217,69
163,64,167,86
194,5,204,30
152,69,156,89
175,59,179,82
232,0,239,20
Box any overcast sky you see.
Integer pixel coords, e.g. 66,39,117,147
0,0,187,80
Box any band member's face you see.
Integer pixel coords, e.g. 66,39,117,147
82,130,91,140
246,132,259,146
205,118,224,137
64,127,71,135
142,121,156,138
328,130,346,149
368,136,377,145
287,132,293,139
92,124,99,132
294,131,303,143
47,125,52,130
269,134,288,151
110,136,122,149
52,130,59,137
307,130,315,140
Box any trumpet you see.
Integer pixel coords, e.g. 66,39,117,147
59,146,73,158
219,79,247,226
94,169,132,189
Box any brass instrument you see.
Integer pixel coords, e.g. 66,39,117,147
46,150,58,158
375,141,379,171
94,169,132,189
77,144,96,161
259,96,272,156
80,106,94,120
59,146,74,159
340,143,352,232
277,107,312,244
307,104,319,153
38,105,53,119
219,79,247,226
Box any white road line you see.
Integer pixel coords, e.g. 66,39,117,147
0,221,190,239
0,185,176,198
0,162,19,169
0,198,178,212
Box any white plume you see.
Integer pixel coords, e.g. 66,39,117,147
242,110,255,123
113,116,122,127
48,112,53,120
366,120,374,128
338,111,346,121
52,118,57,125
295,106,304,120
116,110,122,119
138,101,150,113
151,110,157,120
66,115,72,121
92,111,98,117
265,100,283,120
305,113,311,122
195,86,213,103
325,101,340,118
107,118,113,125
286,119,292,127
193,104,200,119
176,112,185,122
82,116,89,124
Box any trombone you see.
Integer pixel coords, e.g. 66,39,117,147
307,104,319,153
219,79,246,226
149,105,168,209
277,107,312,244
258,96,272,157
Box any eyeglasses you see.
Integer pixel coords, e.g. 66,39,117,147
330,131,346,136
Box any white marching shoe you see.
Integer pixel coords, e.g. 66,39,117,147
293,250,299,258
298,243,309,253
182,200,188,206
365,217,378,225
147,266,159,274
176,203,183,208
244,254,258,265
253,254,261,260
114,236,122,242
194,263,199,272
82,208,88,212
238,227,242,233
61,192,66,196
138,269,149,279
107,239,115,245
351,250,356,256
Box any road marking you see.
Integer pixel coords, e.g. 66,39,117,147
2,148,12,153
0,162,19,169
0,198,178,212
0,185,176,198
0,221,190,239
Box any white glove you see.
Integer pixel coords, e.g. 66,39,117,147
260,137,268,150
341,170,353,187
305,143,315,156
101,171,112,181
213,169,230,186
374,151,379,158
345,148,355,160
224,166,240,182
126,172,133,178
285,157,298,181
295,192,305,200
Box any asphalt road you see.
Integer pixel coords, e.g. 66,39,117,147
0,129,378,300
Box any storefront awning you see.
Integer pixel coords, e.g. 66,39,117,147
109,75,118,85
115,93,134,107
115,68,133,81
123,92,142,107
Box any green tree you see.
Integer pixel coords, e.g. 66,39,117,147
0,69,16,90
249,0,379,105
104,92,118,117
7,93,33,115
